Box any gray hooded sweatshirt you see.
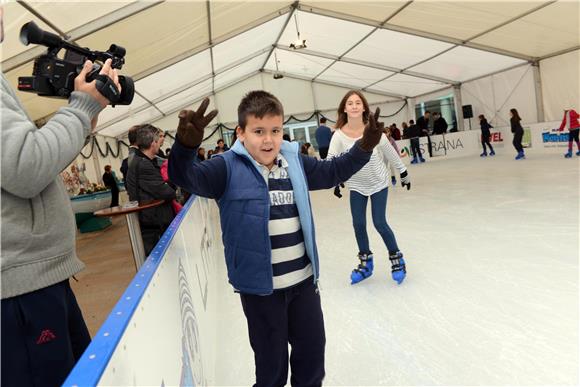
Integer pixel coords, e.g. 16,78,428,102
1,72,103,299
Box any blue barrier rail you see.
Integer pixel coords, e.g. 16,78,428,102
63,196,196,387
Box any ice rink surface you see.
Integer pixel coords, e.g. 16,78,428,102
216,152,579,386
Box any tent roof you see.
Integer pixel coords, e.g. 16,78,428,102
2,1,578,137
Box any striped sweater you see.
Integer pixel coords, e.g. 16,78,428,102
259,154,312,289
328,130,407,196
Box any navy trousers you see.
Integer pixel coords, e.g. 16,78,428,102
1,280,91,387
240,278,325,387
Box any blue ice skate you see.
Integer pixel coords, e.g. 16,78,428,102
410,156,418,164
564,150,572,158
391,176,397,186
515,151,525,160
350,252,374,284
419,156,426,163
576,150,580,156
480,151,487,157
489,150,495,156
389,251,406,285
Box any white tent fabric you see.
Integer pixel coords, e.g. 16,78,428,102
539,49,580,121
460,64,538,127
1,0,578,138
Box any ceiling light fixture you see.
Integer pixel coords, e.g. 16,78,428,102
289,14,306,50
273,51,284,79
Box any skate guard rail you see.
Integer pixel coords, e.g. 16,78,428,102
64,195,223,386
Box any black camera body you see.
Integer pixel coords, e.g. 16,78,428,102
17,21,134,106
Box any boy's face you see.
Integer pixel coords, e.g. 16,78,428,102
237,114,284,169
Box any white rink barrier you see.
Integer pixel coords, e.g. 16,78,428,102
64,196,224,387
394,120,566,163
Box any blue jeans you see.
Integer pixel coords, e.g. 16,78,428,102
349,187,399,255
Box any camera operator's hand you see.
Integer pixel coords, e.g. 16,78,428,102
74,59,121,109
358,107,384,152
177,98,219,148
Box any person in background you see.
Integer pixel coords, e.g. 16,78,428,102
432,112,448,135
301,142,316,157
407,119,425,164
197,147,206,161
214,138,229,155
385,127,400,186
315,117,333,159
126,124,176,254
102,165,120,207
558,108,580,158
401,121,409,140
156,130,167,158
416,111,432,157
510,108,525,160
120,126,138,182
478,114,495,157
390,123,401,140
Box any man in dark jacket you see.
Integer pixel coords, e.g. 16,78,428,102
315,117,333,159
407,120,425,163
126,124,176,255
416,111,432,157
102,165,120,207
120,126,138,182
433,112,448,135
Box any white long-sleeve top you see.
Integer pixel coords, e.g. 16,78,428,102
328,129,407,196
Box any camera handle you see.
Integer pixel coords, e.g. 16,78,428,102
88,69,121,106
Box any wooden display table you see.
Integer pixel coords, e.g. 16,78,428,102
94,200,164,270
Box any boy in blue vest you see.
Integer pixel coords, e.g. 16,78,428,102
169,91,383,387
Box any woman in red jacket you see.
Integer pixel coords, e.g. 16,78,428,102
559,108,580,158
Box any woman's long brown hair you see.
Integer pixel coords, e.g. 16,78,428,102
335,90,370,129
510,108,521,122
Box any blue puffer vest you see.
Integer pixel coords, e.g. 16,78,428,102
217,140,319,295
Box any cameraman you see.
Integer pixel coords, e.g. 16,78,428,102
1,7,122,386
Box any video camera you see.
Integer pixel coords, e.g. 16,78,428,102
17,21,134,106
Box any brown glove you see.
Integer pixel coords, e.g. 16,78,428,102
358,107,384,152
176,98,219,148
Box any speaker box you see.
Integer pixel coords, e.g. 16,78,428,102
462,105,473,119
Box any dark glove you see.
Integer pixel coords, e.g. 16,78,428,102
358,108,384,152
176,98,219,148
400,170,411,191
333,183,344,198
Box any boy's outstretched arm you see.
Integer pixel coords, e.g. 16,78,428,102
303,108,384,190
167,98,226,199
168,141,227,199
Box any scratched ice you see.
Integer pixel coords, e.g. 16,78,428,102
214,152,578,386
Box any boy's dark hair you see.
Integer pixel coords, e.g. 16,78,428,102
409,119,415,124
217,138,224,144
283,134,291,141
320,117,327,124
238,90,284,130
